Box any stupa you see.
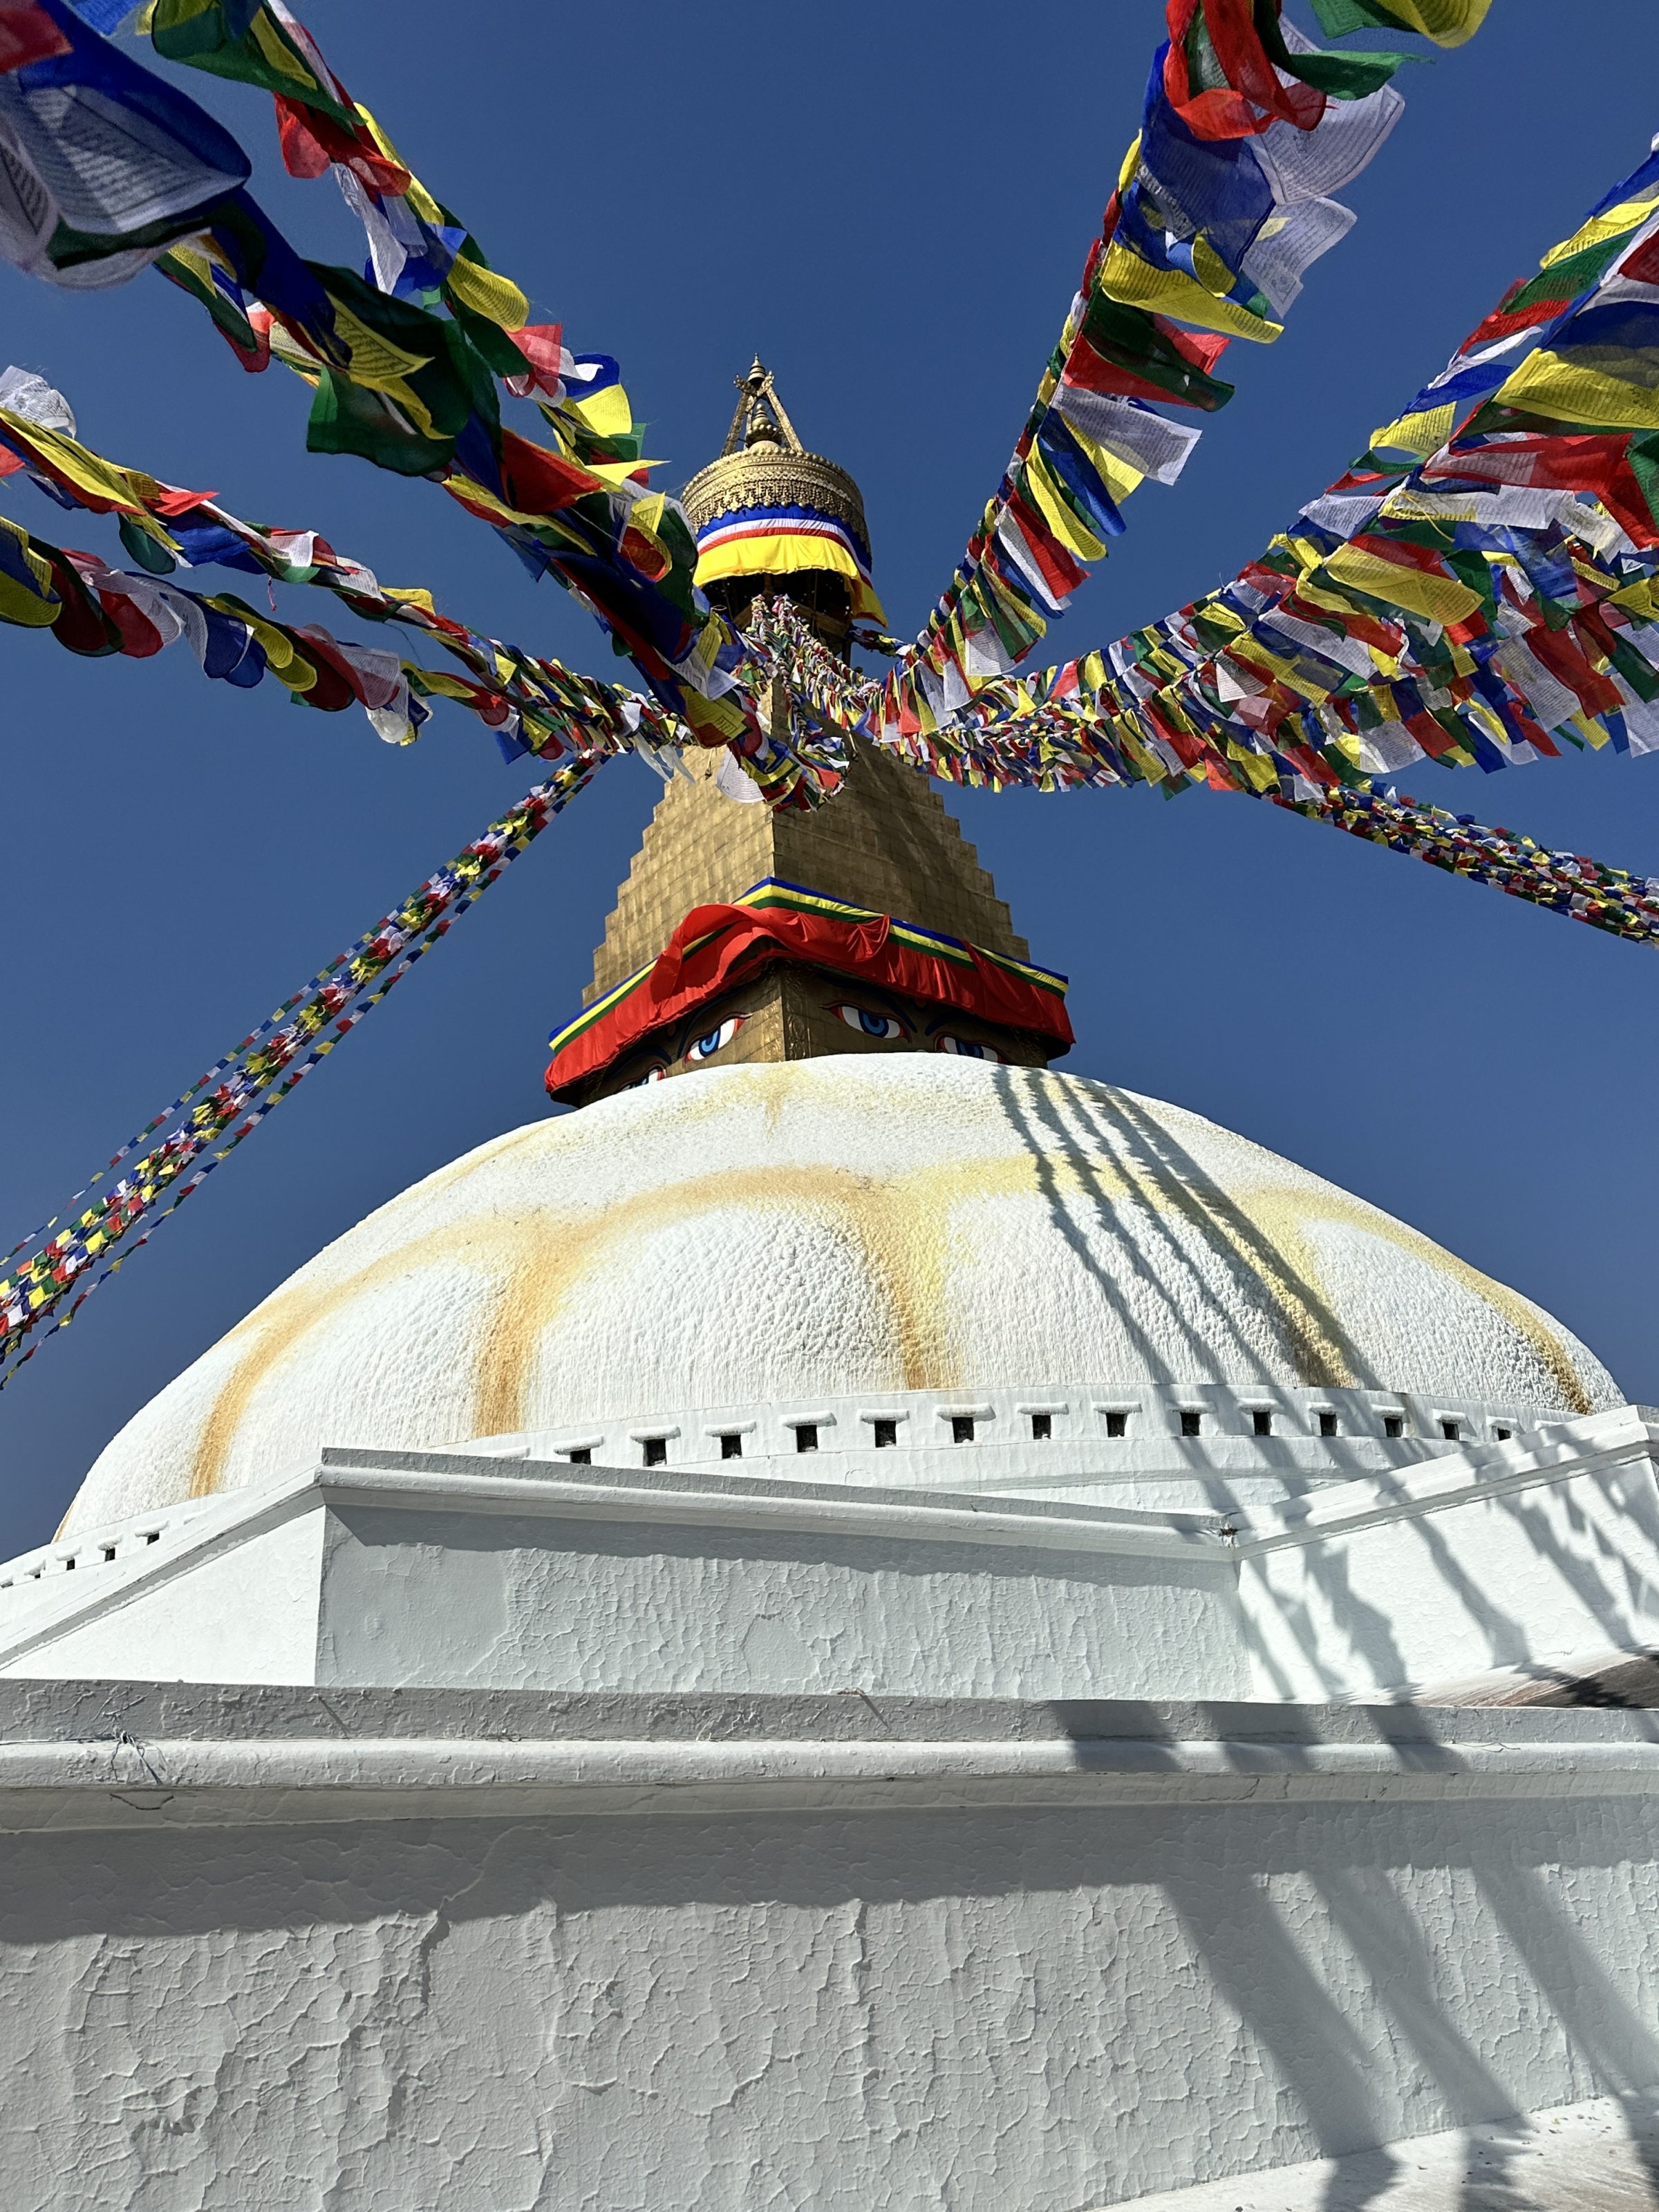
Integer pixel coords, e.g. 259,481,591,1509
1,374,1656,2212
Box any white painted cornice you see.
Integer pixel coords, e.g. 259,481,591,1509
0,1685,1653,1832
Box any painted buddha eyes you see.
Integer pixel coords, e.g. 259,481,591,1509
830,1004,1007,1060
687,1015,744,1061
627,1065,668,1088
833,1004,906,1040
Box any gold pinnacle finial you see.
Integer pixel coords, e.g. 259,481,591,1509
716,358,805,459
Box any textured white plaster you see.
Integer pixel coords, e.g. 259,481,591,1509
1302,1217,1598,1420
62,1061,1620,1534
505,1380,1577,1517
1,1723,1657,1829
523,1191,900,1421
0,1774,1654,2208
0,1459,1242,1697
16,1056,1652,2210
213,1260,494,1493
62,1331,251,1535
12,1420,1659,1701
313,1499,1240,1697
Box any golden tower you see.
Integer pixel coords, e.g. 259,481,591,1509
545,366,1071,1106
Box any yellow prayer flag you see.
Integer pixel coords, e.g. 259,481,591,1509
1194,599,1246,637
1226,743,1278,792
442,474,559,530
1058,417,1144,504
562,383,634,440
249,9,316,87
444,256,529,332
1322,543,1483,626
0,516,57,627
1374,0,1492,42
324,304,435,391
1022,448,1107,562
205,597,297,671
1369,402,1457,460
585,457,664,487
1541,191,1659,270
1571,709,1612,750
407,667,477,700
1611,576,1659,620
1098,243,1283,344
1494,346,1659,432
1,415,151,521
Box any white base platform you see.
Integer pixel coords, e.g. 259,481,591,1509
3,1406,1658,1702
0,1684,1655,2210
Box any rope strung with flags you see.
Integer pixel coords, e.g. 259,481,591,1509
747,594,1659,949
735,114,1659,941
0,364,679,760
0,752,599,1386
1276,784,1659,946
0,365,845,805
890,0,1494,715
13,0,771,756
859,135,1659,791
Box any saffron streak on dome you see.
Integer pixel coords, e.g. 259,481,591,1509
62,1059,1615,1536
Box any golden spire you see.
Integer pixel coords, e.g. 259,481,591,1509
716,358,806,456
682,362,876,649
544,369,1069,1107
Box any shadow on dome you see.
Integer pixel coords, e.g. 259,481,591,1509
989,1065,1381,1393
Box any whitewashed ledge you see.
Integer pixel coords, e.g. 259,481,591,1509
0,1683,1656,1832
1112,2088,1659,2212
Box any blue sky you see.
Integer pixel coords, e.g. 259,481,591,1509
1,0,1656,1553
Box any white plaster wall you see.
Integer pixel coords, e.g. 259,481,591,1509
314,1503,1244,1698
0,1792,1653,2210
0,1512,326,1686
1242,1454,1659,1699
64,1060,1620,1534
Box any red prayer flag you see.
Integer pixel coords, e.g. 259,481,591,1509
0,1,69,75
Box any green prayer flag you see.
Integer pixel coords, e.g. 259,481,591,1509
306,371,454,476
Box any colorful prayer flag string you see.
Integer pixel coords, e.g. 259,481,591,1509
843,132,1659,812
0,0,767,760
140,0,771,756
0,752,599,1385
0,365,849,805
0,366,685,759
1275,783,1659,947
748,596,1659,949
889,0,1496,720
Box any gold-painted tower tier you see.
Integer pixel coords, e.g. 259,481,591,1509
554,368,1065,1105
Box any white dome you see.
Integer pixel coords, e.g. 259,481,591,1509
62,1058,1620,1533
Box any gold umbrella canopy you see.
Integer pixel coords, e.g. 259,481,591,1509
681,360,881,648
